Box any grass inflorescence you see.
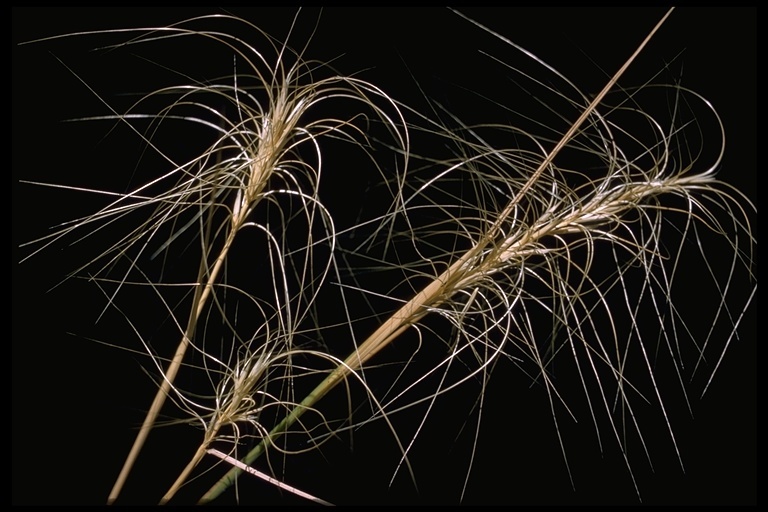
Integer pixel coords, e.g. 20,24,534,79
13,7,755,506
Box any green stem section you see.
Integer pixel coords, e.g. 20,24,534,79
198,378,328,503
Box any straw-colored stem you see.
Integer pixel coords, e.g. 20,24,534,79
160,442,210,504
108,213,241,504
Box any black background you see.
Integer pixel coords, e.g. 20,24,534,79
13,7,755,506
